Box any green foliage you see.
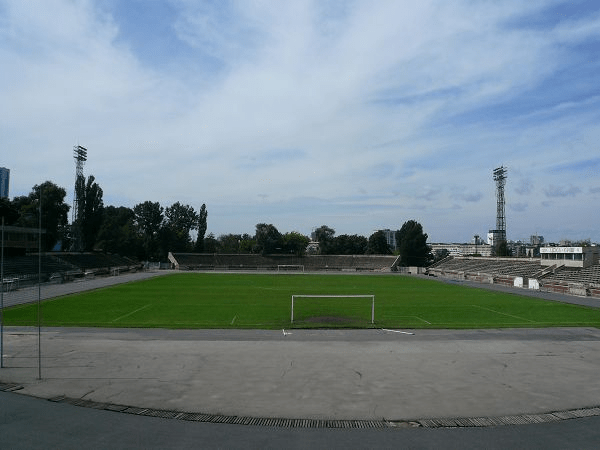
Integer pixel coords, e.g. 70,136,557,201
331,234,368,255
0,197,20,225
283,231,309,256
79,175,104,251
396,220,432,266
254,223,283,254
161,202,199,254
367,230,391,254
133,201,164,259
5,273,600,329
14,181,70,251
96,206,141,257
314,225,335,254
194,203,208,252
204,233,218,253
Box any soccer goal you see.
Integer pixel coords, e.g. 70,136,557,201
291,295,375,327
277,264,305,272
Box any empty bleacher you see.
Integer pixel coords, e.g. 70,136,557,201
168,253,398,272
1,255,78,279
428,256,600,298
1,252,140,292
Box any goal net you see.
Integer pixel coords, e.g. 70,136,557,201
277,265,304,272
291,295,374,327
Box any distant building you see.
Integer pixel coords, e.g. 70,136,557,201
487,229,505,248
378,229,397,251
430,242,492,257
530,235,544,246
540,246,599,268
0,167,9,198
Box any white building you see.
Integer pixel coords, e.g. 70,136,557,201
540,246,599,268
430,243,492,257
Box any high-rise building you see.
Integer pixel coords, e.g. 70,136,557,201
0,167,9,198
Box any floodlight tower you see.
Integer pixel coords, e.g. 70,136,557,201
493,166,507,244
72,145,87,224
70,145,87,251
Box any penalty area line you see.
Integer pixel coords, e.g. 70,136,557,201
112,304,152,323
471,304,537,323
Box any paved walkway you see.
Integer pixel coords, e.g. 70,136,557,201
1,271,599,425
1,326,600,423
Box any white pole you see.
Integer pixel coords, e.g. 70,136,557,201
291,296,294,323
371,295,375,324
1,215,4,368
37,188,41,380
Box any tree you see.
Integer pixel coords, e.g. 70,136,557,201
96,206,141,257
14,181,70,251
332,234,368,255
367,230,392,254
313,225,335,254
217,234,242,253
162,202,199,254
396,220,432,266
133,201,164,259
0,197,19,225
204,233,218,253
194,203,208,252
254,223,283,254
283,232,309,256
239,234,255,253
78,175,104,251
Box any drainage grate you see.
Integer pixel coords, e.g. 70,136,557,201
0,382,23,392
37,395,600,429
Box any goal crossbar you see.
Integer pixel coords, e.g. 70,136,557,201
291,295,374,324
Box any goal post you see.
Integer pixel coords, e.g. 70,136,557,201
291,295,375,325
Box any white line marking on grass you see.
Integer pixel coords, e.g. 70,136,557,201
394,316,431,324
112,304,151,322
414,316,431,324
231,315,237,325
382,329,415,335
471,305,537,323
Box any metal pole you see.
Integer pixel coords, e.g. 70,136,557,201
38,188,42,380
371,295,374,324
1,215,4,368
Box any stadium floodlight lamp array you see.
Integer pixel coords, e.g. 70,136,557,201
277,264,304,272
73,145,88,163
291,294,375,324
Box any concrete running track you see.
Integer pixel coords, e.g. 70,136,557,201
1,271,600,426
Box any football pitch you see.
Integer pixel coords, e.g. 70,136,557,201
3,272,600,329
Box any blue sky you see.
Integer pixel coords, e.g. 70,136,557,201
1,0,599,243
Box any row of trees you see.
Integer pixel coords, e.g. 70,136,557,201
0,179,432,266
0,179,208,261
312,222,431,265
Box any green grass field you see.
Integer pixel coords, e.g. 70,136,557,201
4,273,600,329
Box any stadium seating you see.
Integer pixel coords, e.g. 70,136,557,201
429,256,600,298
1,252,140,288
168,253,399,272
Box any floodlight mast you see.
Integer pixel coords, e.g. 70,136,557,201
72,145,87,224
493,166,507,244
71,145,88,251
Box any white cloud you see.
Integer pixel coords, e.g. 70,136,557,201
1,0,599,242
